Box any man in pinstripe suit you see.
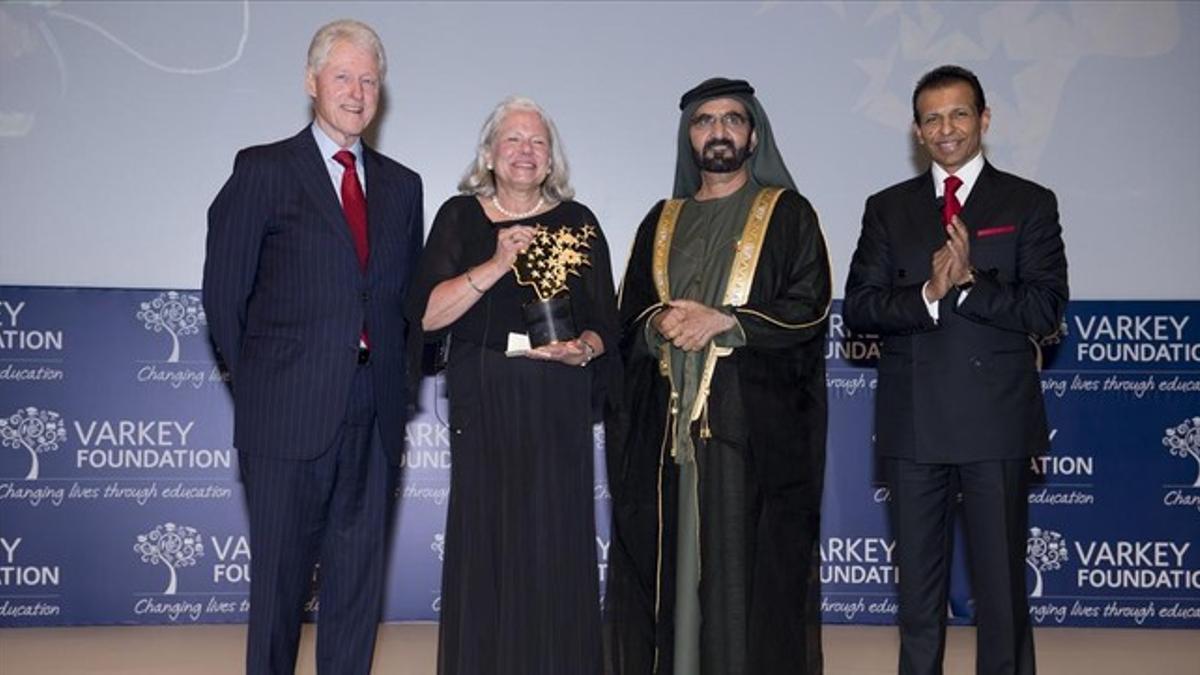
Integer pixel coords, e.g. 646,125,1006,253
202,19,423,674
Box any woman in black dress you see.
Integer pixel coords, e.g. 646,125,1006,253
407,96,618,675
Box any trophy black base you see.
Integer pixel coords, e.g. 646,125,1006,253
523,297,577,348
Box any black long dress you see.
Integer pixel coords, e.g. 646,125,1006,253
407,195,619,675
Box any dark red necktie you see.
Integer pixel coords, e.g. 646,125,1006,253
942,174,963,226
333,150,369,271
334,150,370,348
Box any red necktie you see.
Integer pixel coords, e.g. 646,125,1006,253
333,150,369,271
942,174,963,226
334,150,370,348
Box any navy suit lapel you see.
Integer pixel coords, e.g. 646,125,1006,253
904,170,946,252
363,145,392,281
288,129,359,259
960,161,1001,235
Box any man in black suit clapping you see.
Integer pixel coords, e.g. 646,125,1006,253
844,64,1068,675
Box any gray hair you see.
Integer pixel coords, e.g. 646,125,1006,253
307,19,387,79
458,96,574,202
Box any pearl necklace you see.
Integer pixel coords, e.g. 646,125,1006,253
491,194,544,220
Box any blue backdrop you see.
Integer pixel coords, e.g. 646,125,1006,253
1,287,1197,628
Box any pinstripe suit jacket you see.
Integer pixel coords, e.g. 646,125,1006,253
203,127,423,461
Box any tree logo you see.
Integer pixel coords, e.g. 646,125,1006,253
135,522,205,595
1163,417,1200,487
137,291,206,362
1026,527,1069,598
431,533,445,562
0,406,66,480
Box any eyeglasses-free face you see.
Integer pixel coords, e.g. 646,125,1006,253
689,111,749,130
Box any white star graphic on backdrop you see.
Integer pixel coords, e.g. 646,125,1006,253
841,1,1182,177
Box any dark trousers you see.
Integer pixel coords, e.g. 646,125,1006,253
883,458,1035,675
239,364,396,675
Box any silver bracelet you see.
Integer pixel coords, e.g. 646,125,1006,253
579,339,596,367
465,267,485,294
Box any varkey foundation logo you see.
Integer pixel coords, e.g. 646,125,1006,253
1072,313,1198,364
135,522,205,595
1036,529,1198,592
1026,527,1069,598
72,418,232,472
1026,527,1199,627
1074,538,1197,593
137,292,206,363
1027,529,1200,626
0,407,66,480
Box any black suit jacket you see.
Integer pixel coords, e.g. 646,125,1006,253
843,162,1068,463
203,127,423,461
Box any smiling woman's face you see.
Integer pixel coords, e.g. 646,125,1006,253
487,109,551,193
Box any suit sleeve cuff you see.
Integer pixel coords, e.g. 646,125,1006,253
643,308,667,351
922,281,940,324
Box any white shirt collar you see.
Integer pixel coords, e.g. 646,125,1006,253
310,123,363,160
931,151,985,205
310,123,365,196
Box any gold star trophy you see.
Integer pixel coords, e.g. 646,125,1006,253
511,223,597,347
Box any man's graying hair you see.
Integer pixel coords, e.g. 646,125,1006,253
307,19,387,79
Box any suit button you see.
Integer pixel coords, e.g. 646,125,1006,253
970,357,982,367
360,291,369,302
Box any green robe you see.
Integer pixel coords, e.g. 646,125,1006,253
607,185,832,675
654,181,759,675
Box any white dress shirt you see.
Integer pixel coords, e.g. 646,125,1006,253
311,123,366,203
923,151,985,321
